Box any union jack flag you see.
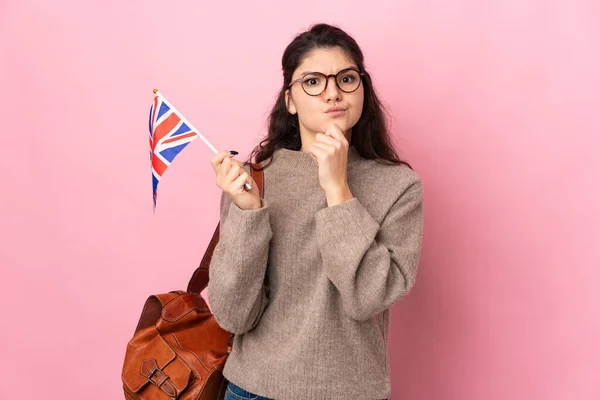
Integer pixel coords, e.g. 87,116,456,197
149,92,199,209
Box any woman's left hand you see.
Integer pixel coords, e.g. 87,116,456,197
309,122,353,204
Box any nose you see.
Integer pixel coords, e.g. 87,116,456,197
323,76,342,102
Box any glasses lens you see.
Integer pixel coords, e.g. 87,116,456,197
302,73,327,96
337,69,361,93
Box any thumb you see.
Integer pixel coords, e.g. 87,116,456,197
327,122,344,140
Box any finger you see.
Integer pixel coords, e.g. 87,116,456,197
325,130,347,146
232,170,250,192
309,144,329,161
327,121,343,135
225,163,243,185
326,122,347,144
245,172,256,188
229,158,245,168
315,132,340,147
211,151,234,164
210,151,234,171
217,156,233,179
312,142,336,158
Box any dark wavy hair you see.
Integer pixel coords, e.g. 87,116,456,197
246,23,411,170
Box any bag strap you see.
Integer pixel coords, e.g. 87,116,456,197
187,163,264,294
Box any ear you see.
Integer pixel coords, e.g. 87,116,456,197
285,89,297,115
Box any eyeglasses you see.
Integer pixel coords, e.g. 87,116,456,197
289,68,364,96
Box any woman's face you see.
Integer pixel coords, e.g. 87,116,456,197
285,47,364,138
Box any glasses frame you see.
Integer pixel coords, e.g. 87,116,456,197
288,67,365,97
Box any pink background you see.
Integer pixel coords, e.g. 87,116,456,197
1,1,599,399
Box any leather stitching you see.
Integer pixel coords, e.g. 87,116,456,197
170,333,211,372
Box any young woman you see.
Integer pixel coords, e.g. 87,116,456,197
208,23,423,400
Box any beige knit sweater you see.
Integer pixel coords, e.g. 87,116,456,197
207,145,424,399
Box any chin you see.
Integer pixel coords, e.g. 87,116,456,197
333,122,347,133
336,120,355,135
330,117,349,131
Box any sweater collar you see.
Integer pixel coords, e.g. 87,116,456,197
271,145,362,172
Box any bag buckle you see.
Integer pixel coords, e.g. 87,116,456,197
147,367,162,381
141,359,178,398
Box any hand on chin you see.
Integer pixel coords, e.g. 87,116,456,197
323,118,346,136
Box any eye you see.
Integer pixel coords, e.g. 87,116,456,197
303,76,321,86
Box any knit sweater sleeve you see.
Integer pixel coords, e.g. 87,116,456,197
315,176,423,321
207,187,272,334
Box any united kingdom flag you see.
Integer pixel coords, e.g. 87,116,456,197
149,92,199,209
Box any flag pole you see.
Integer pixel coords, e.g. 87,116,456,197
152,89,252,191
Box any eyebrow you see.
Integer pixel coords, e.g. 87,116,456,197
297,66,358,76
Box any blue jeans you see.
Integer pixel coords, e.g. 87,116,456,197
225,381,273,400
224,380,388,399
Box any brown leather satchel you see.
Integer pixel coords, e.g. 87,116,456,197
121,164,264,400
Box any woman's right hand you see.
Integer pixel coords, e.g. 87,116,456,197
210,151,261,210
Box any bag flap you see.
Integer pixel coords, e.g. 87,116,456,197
122,332,191,393
161,293,209,322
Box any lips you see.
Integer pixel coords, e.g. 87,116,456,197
326,107,346,113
